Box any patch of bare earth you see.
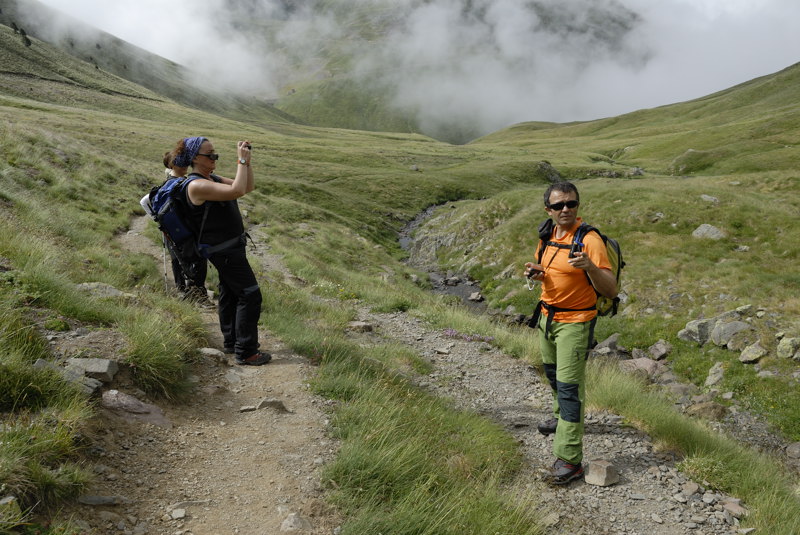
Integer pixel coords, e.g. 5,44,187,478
53,218,342,534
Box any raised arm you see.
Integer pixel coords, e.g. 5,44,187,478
187,141,254,204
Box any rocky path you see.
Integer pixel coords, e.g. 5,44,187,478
350,308,752,535
59,219,342,534
62,216,763,534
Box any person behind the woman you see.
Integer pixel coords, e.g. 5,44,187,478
173,136,270,366
161,149,209,303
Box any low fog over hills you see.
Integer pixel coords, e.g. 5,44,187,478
8,0,800,143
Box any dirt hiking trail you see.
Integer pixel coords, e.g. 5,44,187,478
59,217,342,534
53,215,776,534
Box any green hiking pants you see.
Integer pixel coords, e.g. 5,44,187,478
538,314,595,465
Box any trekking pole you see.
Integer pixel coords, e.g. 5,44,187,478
162,235,169,293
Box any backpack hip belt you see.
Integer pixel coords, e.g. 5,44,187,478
528,299,596,336
197,233,247,258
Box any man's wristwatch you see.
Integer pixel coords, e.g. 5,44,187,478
239,157,247,165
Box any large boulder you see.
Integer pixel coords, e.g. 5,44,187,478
739,342,767,364
777,337,800,360
710,321,752,348
677,318,716,345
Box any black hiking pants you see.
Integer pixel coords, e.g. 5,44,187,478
170,253,208,296
208,244,262,358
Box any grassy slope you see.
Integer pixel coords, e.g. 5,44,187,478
0,0,297,128
1,18,799,534
474,62,800,175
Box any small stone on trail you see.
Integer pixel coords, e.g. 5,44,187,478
258,398,292,413
347,321,373,332
281,512,314,532
584,459,619,487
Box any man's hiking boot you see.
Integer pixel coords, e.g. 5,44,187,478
195,297,216,310
235,351,272,366
537,418,558,435
183,288,216,310
549,458,583,485
223,346,235,354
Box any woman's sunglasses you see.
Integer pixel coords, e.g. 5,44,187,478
197,152,220,161
547,200,579,211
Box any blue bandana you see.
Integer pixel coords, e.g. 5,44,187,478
173,136,206,168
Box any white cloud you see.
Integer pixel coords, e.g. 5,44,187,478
35,0,800,137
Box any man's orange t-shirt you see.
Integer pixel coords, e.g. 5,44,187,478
538,219,611,323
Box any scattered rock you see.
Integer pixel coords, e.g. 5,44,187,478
686,401,728,421
594,333,622,352
33,358,103,396
101,390,172,428
776,337,800,359
494,264,517,280
347,321,373,333
723,501,748,519
468,291,484,302
534,160,562,183
78,495,130,506
627,167,645,177
704,362,725,387
648,339,672,360
257,398,292,413
710,321,752,348
97,510,125,525
75,282,133,299
281,512,314,532
619,358,667,381
682,482,700,496
786,442,800,459
198,347,225,358
585,459,619,486
0,495,22,521
739,342,767,364
692,224,726,240
66,357,119,383
445,276,462,286
677,318,716,345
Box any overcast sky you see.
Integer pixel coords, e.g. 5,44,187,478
36,0,800,135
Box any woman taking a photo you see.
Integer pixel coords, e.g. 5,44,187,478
173,136,270,366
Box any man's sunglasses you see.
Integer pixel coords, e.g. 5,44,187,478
547,200,579,211
197,152,219,161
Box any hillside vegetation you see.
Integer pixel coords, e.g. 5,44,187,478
1,13,799,535
0,0,297,128
476,62,800,175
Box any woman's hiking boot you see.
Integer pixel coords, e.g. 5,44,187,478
550,458,583,485
537,418,558,435
235,351,272,366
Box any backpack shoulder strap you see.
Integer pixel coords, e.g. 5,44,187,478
536,219,554,263
574,222,596,242
176,173,210,246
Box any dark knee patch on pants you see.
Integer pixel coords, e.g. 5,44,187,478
543,363,558,391
243,284,260,294
556,381,581,423
242,284,262,306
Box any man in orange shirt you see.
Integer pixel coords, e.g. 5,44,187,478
524,181,618,484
